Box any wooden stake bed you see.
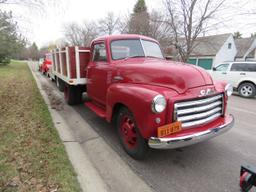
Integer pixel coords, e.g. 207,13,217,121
51,46,90,85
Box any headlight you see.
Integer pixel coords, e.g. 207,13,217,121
151,95,167,113
225,84,233,96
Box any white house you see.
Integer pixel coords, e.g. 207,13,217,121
166,34,256,70
187,34,237,69
234,37,256,61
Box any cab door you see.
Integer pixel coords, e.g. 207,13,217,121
87,42,112,105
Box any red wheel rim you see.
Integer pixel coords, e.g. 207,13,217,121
120,115,137,149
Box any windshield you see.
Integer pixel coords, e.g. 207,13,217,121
111,39,164,60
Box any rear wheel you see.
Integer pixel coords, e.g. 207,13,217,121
117,107,148,160
64,84,82,105
238,82,256,98
56,77,65,92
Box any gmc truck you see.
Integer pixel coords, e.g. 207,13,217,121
50,34,234,159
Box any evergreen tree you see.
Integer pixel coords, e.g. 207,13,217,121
128,0,150,35
0,11,25,64
27,42,39,60
233,31,242,39
133,0,147,13
251,33,256,38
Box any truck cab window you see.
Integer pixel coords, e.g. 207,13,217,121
92,43,107,62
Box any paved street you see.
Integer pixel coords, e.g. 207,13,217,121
74,94,256,192
33,65,256,192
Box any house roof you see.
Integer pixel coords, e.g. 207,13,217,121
190,33,231,56
234,37,255,58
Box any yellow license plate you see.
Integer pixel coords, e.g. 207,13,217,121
157,121,182,138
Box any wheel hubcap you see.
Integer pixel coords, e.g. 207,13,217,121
241,86,253,96
120,116,137,149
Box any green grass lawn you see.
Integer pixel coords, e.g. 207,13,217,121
0,61,81,192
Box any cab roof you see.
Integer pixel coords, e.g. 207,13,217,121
92,34,158,43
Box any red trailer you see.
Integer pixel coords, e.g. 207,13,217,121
51,47,90,103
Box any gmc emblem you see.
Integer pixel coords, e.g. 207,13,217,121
199,88,215,97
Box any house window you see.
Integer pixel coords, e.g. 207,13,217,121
228,43,232,49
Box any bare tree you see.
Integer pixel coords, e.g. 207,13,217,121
64,21,99,46
164,0,226,62
0,0,45,10
117,13,130,34
81,21,99,46
98,12,119,35
64,23,83,46
149,10,173,48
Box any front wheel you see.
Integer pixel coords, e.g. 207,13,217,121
238,83,256,98
117,107,148,160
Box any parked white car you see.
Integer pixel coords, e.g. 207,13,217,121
210,62,256,98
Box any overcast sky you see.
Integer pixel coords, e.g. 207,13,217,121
2,0,256,47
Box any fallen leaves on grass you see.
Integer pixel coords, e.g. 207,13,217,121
0,62,80,192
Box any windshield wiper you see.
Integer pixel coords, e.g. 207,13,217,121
124,55,145,60
146,56,164,59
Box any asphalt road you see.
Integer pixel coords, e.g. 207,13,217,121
74,94,256,192
34,67,256,192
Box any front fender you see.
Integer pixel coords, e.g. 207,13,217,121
106,83,170,138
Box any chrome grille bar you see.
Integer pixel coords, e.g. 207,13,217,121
174,94,224,129
177,107,222,122
177,101,222,115
174,95,222,108
182,113,222,128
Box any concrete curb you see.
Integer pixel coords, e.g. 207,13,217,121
28,62,108,192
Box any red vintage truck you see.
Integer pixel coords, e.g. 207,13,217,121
50,34,234,159
39,53,53,75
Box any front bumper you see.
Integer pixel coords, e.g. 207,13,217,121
148,114,234,149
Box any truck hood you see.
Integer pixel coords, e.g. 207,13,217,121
116,58,213,94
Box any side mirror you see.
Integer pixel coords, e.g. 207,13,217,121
212,67,217,71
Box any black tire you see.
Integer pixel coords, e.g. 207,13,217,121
56,77,65,92
238,82,256,98
64,84,76,105
75,86,82,104
117,107,148,160
64,84,82,105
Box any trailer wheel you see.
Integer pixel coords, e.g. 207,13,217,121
56,77,65,92
117,107,148,160
64,85,82,105
64,84,77,105
75,87,82,104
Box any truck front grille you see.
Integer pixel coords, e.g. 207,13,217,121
174,94,224,128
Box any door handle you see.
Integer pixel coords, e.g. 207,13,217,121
221,72,227,75
240,73,246,75
113,76,123,81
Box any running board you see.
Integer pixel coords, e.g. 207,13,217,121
84,102,106,118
